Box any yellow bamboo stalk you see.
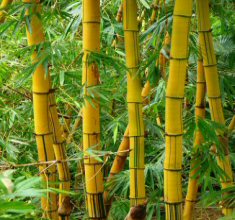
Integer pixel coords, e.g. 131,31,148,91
196,0,234,215
183,59,206,220
123,0,146,216
104,76,152,214
228,116,235,131
82,0,106,219
141,70,151,105
103,126,129,213
116,3,123,23
24,1,58,219
159,32,170,80
48,90,71,220
0,0,12,23
66,111,82,144
150,0,160,24
62,104,72,138
164,1,193,219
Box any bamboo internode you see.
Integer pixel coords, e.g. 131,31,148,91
48,90,71,220
164,0,193,219
183,59,206,219
123,0,146,211
25,1,58,219
104,75,154,214
82,0,106,219
196,0,234,215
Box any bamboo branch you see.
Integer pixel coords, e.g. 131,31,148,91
228,116,235,131
0,149,131,170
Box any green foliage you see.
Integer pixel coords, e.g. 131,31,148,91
0,0,234,219
0,170,44,219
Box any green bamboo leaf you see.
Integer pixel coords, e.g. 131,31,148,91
0,201,35,214
113,123,119,144
60,71,65,86
139,0,150,9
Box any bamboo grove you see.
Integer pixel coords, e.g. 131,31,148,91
0,0,235,220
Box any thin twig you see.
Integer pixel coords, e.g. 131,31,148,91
0,149,131,170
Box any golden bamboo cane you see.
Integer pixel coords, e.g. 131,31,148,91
150,0,160,24
66,111,82,144
104,76,153,214
159,32,170,80
0,0,12,23
116,3,123,23
183,59,206,219
24,1,58,219
104,28,169,213
48,90,71,220
228,116,235,131
123,0,146,218
196,0,234,215
103,126,129,215
62,104,72,138
82,0,106,219
164,0,193,219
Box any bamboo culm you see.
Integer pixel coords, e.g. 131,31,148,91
123,1,146,219
82,0,106,219
48,90,72,220
0,0,12,23
164,0,193,219
183,59,206,219
228,116,235,131
24,1,58,219
196,0,234,215
104,76,153,215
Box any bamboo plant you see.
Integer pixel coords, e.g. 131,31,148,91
82,0,106,219
159,32,170,80
183,58,206,219
24,0,58,219
0,0,12,23
116,3,123,23
104,76,154,215
229,116,235,131
150,0,160,24
196,0,234,215
104,3,170,211
123,0,146,218
164,0,193,219
48,90,71,220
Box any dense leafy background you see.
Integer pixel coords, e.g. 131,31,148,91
0,0,234,219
